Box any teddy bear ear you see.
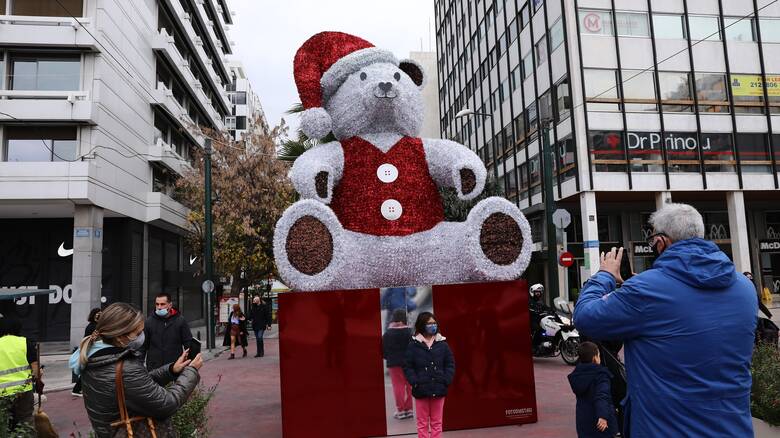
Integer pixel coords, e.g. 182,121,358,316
399,59,426,89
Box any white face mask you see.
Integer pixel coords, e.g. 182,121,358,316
126,332,145,351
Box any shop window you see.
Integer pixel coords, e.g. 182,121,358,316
5,126,77,162
760,18,780,43
703,212,730,241
522,51,534,79
702,132,736,172
695,73,729,113
10,54,80,91
616,12,650,37
627,132,664,172
724,17,755,42
12,0,82,16
730,74,766,114
555,79,571,122
622,69,657,112
652,14,686,39
579,9,613,36
774,134,780,162
664,132,700,173
584,69,620,111
550,18,565,51
736,133,771,173
658,71,694,112
535,35,548,66
688,16,721,41
588,130,626,172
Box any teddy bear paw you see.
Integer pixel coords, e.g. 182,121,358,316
285,215,334,275
478,212,524,266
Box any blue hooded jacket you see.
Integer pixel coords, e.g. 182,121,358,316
574,238,757,438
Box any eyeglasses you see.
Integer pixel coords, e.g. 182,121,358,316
645,232,669,246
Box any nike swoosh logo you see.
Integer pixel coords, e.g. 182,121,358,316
58,242,74,257
189,255,197,265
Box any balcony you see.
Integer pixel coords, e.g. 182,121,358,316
150,82,206,148
0,90,95,123
146,191,189,230
0,15,99,51
148,138,191,176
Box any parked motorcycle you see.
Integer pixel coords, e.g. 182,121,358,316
529,285,580,365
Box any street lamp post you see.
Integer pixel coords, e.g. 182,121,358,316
541,120,560,303
204,138,216,350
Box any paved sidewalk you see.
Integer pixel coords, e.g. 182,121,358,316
43,335,576,437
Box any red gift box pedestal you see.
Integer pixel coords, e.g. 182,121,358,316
278,280,537,438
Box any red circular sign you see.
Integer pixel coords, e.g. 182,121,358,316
559,252,574,268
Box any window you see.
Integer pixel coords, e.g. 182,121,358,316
695,73,729,113
622,69,657,112
724,17,755,42
550,19,565,50
658,71,693,112
510,66,520,91
539,91,553,123
555,79,571,121
556,135,576,181
4,126,77,162
152,166,178,196
499,79,509,103
627,132,664,172
579,9,613,36
535,36,548,66
514,113,526,141
534,0,544,12
589,130,626,172
768,74,780,113
225,116,236,130
702,133,736,172
731,74,766,114
235,116,247,130
652,14,686,39
529,154,541,196
520,5,530,29
736,133,771,173
526,102,538,135
584,69,620,111
760,18,780,43
10,54,80,91
12,0,83,16
231,91,247,105
664,132,701,173
518,162,529,200
616,12,650,37
507,19,518,44
522,52,534,79
688,16,721,41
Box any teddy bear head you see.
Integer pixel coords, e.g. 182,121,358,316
294,32,427,140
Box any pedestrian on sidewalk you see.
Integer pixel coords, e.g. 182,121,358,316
574,203,756,437
0,317,40,434
403,312,455,438
383,309,413,420
249,296,271,358
568,341,618,438
70,302,203,438
143,292,193,371
744,272,773,319
223,303,248,359
72,307,101,397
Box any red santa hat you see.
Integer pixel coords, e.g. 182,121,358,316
293,31,398,139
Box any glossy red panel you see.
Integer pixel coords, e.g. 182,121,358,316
278,289,387,438
433,280,538,430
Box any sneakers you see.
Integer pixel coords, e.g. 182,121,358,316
71,391,82,397
401,410,414,419
393,410,413,420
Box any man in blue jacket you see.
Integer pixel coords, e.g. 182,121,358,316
574,203,757,437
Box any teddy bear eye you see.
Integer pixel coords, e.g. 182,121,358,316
394,72,401,81
360,72,367,81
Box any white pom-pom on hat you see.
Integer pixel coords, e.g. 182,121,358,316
300,107,333,140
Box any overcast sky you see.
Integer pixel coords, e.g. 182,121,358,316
228,0,436,136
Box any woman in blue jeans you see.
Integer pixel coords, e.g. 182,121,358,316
249,296,272,357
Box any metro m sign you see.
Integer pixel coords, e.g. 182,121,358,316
583,13,602,33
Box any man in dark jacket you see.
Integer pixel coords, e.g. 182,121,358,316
574,203,757,437
568,341,618,438
144,292,193,370
249,296,272,357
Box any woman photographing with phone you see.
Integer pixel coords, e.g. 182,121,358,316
69,303,203,438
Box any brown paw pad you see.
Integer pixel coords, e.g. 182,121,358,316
460,168,476,195
315,171,329,199
286,215,333,275
479,213,523,266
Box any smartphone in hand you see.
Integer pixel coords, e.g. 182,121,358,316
620,245,634,282
187,338,202,360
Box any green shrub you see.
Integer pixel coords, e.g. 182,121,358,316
751,341,780,426
172,380,220,437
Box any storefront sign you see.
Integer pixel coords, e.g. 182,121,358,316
626,132,711,152
759,240,780,252
633,243,654,256
730,75,780,97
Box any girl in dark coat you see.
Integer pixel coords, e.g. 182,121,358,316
383,309,413,420
223,304,248,359
403,312,455,438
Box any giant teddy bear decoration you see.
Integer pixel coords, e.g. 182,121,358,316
273,32,534,291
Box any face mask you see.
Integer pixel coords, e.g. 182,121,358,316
155,308,169,317
425,323,438,335
126,332,145,351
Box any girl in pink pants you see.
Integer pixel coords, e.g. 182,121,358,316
403,312,456,438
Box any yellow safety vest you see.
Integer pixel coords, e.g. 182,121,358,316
0,335,32,396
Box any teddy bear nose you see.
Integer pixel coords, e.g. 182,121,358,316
378,82,393,93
